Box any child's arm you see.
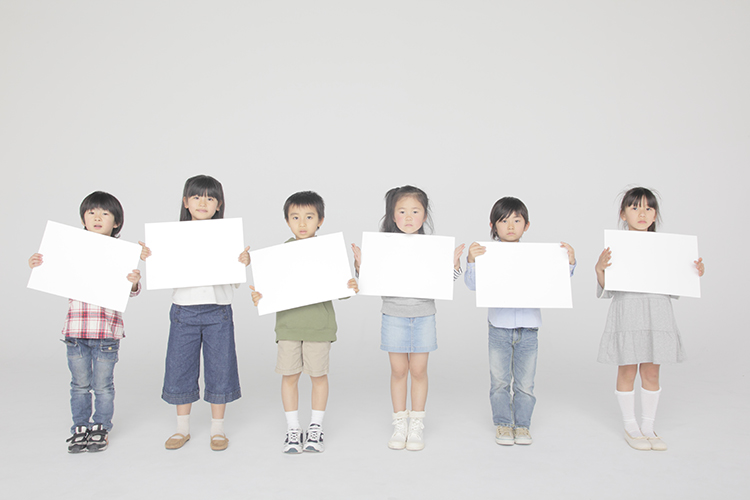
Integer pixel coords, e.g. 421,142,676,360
695,257,705,277
466,242,486,264
28,253,43,268
127,269,142,293
595,247,611,288
351,243,361,274
139,241,152,261
560,242,576,266
348,278,359,294
239,246,250,267
249,285,262,307
454,244,465,271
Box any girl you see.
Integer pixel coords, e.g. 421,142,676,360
595,187,705,451
141,175,250,452
352,186,464,451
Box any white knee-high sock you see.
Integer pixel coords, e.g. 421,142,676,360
615,390,643,437
640,387,661,438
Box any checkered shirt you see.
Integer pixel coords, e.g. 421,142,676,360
62,282,141,339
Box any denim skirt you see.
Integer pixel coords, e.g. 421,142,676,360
380,313,437,353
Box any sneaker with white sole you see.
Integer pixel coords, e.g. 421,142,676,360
388,411,408,450
514,427,533,445
283,428,304,454
303,423,324,453
405,410,425,451
495,425,514,446
86,424,109,452
66,426,89,454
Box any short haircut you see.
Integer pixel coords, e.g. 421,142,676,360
79,191,125,238
489,197,529,240
284,191,325,220
180,175,225,221
619,186,660,232
380,185,433,234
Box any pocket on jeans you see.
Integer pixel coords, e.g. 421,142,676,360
98,340,120,362
61,338,81,359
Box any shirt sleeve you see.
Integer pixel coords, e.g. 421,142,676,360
130,280,142,297
464,262,476,291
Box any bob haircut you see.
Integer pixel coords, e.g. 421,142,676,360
180,175,225,221
79,191,125,238
489,197,529,240
619,186,660,232
283,191,325,221
380,185,433,234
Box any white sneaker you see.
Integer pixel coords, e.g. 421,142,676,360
303,423,324,453
388,411,408,450
283,428,303,454
495,425,514,446
405,410,425,451
514,427,533,445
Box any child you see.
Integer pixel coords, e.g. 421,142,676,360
596,187,705,451
251,191,358,454
352,186,464,451
464,197,576,446
140,175,250,451
28,191,142,453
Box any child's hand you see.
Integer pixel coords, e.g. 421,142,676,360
139,241,152,261
239,246,251,267
28,253,43,269
467,242,486,264
454,244,465,270
351,243,362,273
127,269,142,291
595,247,611,288
347,278,359,294
695,257,705,277
560,242,576,265
249,285,262,307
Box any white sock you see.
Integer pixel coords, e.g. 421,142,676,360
615,390,643,437
310,410,325,427
176,414,190,436
640,387,662,438
285,410,300,430
211,418,225,437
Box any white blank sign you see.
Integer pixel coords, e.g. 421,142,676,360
27,221,142,312
144,218,247,290
250,232,355,315
604,230,701,298
475,242,573,308
358,232,455,300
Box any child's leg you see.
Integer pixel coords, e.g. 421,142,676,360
310,375,328,412
388,353,410,412
639,363,662,438
281,373,302,412
510,328,538,430
616,364,638,391
65,339,94,433
201,305,241,405
615,364,643,437
90,339,119,431
408,353,429,412
488,326,513,427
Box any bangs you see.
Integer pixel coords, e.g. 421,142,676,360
184,176,224,200
621,187,658,209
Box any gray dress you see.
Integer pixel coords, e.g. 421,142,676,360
597,285,686,365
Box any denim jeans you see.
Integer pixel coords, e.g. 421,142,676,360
63,337,119,433
488,325,538,428
162,304,241,405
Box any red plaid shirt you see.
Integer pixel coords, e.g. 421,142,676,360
62,282,141,340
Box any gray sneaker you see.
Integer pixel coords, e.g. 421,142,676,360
514,427,533,445
66,426,89,454
86,424,109,452
495,425,514,446
303,424,324,453
283,428,303,454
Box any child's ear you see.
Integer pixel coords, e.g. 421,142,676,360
183,197,189,209
524,221,530,231
317,217,325,228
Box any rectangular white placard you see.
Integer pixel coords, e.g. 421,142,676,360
249,232,355,315
27,221,142,312
144,218,247,290
604,230,701,297
475,242,573,308
357,232,455,300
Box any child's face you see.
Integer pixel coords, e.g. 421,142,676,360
82,207,119,236
287,204,323,240
393,196,426,234
492,211,529,242
620,197,656,231
183,194,221,220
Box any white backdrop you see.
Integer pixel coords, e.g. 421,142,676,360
2,1,748,498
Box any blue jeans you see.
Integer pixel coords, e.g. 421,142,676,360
162,304,241,405
488,325,538,428
63,338,119,433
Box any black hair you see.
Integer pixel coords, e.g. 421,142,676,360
489,197,529,240
180,175,225,221
283,191,325,220
380,185,433,234
619,186,660,232
79,191,124,238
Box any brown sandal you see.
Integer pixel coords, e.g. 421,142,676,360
210,434,229,451
165,433,190,450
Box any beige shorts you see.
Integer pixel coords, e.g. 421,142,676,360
275,340,331,377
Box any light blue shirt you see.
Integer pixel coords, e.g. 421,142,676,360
464,260,576,329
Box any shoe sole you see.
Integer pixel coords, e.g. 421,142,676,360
388,442,406,450
303,445,324,453
283,447,303,454
405,444,424,451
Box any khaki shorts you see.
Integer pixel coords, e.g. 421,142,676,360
275,340,331,377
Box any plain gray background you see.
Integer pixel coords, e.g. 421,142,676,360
2,1,747,498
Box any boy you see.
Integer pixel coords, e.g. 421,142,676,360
464,197,576,446
251,191,357,453
28,191,143,453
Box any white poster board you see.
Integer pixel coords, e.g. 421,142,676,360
144,218,247,290
358,232,455,300
27,221,142,312
249,232,355,315
475,242,573,308
604,230,701,297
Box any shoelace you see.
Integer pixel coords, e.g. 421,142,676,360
408,418,424,436
287,429,301,444
392,418,407,437
307,425,322,442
